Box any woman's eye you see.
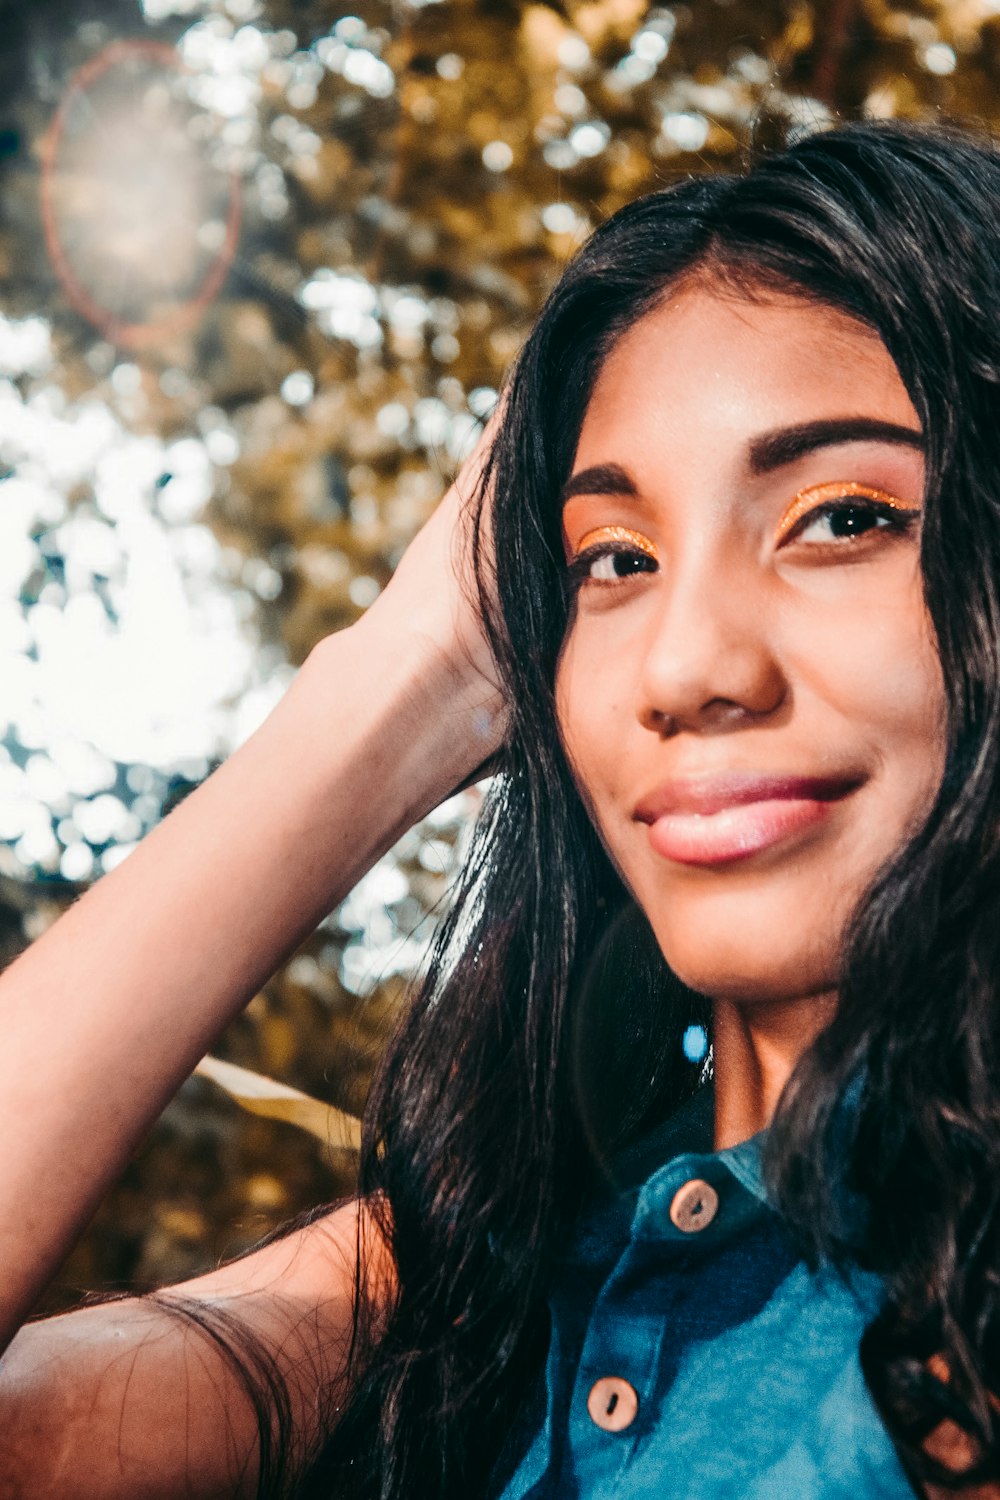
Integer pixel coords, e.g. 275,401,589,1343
782,498,920,548
569,544,658,587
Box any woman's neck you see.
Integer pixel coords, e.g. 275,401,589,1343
712,991,837,1150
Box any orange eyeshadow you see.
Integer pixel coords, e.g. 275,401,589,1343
575,525,659,559
775,481,920,543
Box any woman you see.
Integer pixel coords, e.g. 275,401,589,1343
2,115,998,1497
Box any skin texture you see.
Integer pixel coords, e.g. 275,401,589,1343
556,283,948,1148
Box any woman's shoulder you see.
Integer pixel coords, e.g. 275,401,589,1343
0,1197,387,1500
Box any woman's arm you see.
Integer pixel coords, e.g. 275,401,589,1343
0,446,502,1355
0,1201,379,1499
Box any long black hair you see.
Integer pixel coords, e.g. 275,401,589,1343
238,117,1000,1497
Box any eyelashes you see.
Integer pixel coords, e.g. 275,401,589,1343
566,526,659,588
773,481,921,546
565,482,922,590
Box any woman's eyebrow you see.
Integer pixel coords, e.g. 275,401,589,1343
560,419,924,508
561,462,638,507
748,416,924,475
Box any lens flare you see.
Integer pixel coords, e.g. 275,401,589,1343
40,40,242,349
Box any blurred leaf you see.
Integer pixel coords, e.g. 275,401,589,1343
194,1053,361,1152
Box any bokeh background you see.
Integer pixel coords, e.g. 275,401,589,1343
0,0,994,1311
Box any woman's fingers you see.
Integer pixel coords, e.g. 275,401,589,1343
347,408,509,769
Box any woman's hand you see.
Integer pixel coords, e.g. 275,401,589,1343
329,412,507,789
377,416,502,682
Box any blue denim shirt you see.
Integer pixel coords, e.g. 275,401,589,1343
494,1087,916,1499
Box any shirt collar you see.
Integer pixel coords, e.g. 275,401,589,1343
717,1128,769,1205
566,1085,777,1272
607,1084,770,1207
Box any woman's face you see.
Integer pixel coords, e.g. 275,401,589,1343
556,283,946,1004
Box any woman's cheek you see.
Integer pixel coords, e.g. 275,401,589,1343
795,590,943,764
557,625,632,777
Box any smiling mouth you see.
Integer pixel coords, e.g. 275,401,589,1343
634,774,863,867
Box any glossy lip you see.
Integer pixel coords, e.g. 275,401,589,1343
634,773,863,867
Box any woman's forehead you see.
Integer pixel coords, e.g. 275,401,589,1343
575,287,918,468
596,281,891,381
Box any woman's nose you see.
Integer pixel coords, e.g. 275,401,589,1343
636,562,787,737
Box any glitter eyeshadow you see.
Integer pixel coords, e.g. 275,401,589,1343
576,525,659,559
775,480,919,543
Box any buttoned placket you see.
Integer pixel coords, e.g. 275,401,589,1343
492,1093,766,1500
557,1147,765,1497
495,1093,920,1500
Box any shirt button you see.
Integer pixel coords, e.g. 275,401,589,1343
669,1177,719,1233
587,1376,639,1432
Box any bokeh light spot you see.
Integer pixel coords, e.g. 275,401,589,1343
682,1024,709,1063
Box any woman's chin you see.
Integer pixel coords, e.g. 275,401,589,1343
651,923,841,1008
630,855,859,1007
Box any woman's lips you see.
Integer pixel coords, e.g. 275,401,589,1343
634,774,861,867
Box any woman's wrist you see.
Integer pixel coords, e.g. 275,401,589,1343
306,613,505,822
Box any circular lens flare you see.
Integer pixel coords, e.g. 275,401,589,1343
40,40,242,349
